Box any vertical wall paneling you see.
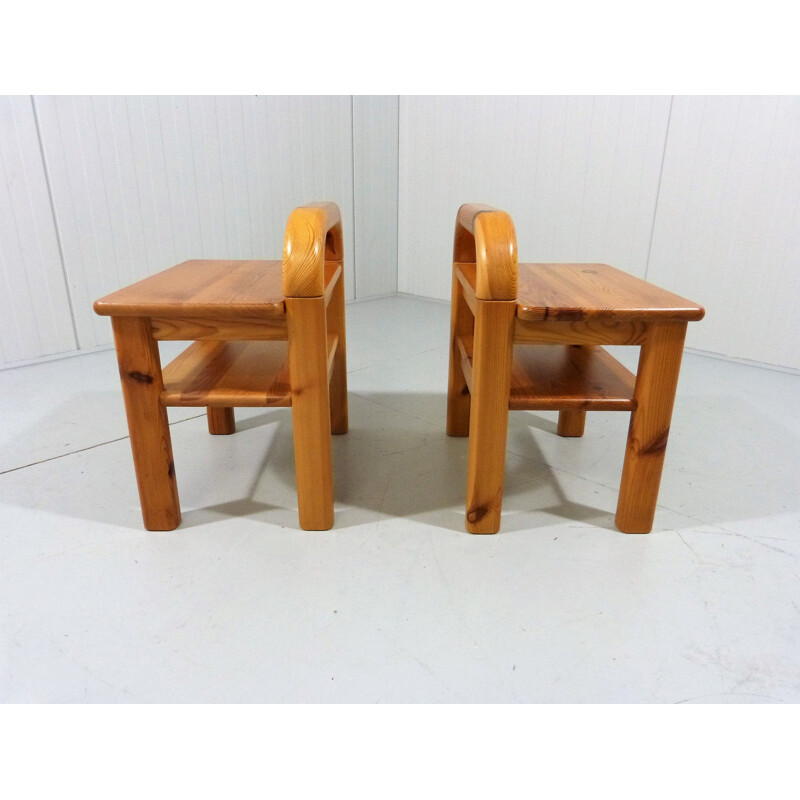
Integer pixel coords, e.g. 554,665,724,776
6,95,799,372
648,96,800,368
35,95,356,351
397,96,672,300
352,96,399,297
0,96,76,365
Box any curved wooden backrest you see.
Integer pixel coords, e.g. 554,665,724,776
453,204,518,300
283,202,343,297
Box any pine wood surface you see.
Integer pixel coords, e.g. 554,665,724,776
207,406,236,435
449,203,704,535
111,316,181,530
95,260,341,319
465,299,516,534
514,318,649,346
516,263,705,322
326,265,349,434
455,262,705,323
510,343,636,411
160,335,338,407
616,322,688,533
457,336,636,411
453,205,517,301
161,340,291,407
150,316,288,341
446,271,473,437
97,202,347,532
286,296,335,530
283,202,343,298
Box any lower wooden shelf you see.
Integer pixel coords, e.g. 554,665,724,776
457,335,636,411
161,335,337,407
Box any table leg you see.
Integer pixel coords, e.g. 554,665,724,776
111,317,181,530
616,322,687,533
465,299,515,534
558,409,587,437
326,268,349,435
207,407,236,435
287,296,334,530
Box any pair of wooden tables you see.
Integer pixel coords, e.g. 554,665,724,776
94,203,348,532
96,203,704,534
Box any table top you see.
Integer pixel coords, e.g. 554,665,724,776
515,263,705,321
94,260,287,318
456,262,705,321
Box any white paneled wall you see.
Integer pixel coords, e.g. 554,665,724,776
0,96,76,363
648,96,800,368
35,95,357,351
397,96,672,299
2,95,798,371
352,96,398,297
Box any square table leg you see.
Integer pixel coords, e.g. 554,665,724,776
465,299,516,534
616,322,687,533
286,297,334,530
111,317,181,530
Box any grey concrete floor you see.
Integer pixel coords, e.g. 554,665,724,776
1,294,798,702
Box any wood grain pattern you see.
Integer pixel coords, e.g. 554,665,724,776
326,267,349,434
97,201,349,532
557,409,586,437
448,203,703,535
207,407,236,435
453,204,518,301
510,343,635,410
465,299,516,534
514,317,648,346
150,315,287,341
447,269,474,436
111,316,181,530
161,340,291,407
516,263,705,322
286,296,334,530
458,337,636,411
454,263,478,316
94,260,286,318
282,202,343,298
616,322,687,533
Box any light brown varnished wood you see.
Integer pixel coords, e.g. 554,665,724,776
161,340,292,407
457,337,636,411
446,268,474,436
97,202,348,532
465,299,516,534
326,266,349,434
557,409,586,437
516,263,705,322
448,203,703,535
94,260,286,318
456,334,473,392
454,263,478,315
286,296,334,530
616,322,687,533
283,202,343,298
509,344,636,411
324,263,342,308
207,407,236,435
150,316,287,341
160,334,338,409
111,316,181,531
453,204,517,301
514,317,649,346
